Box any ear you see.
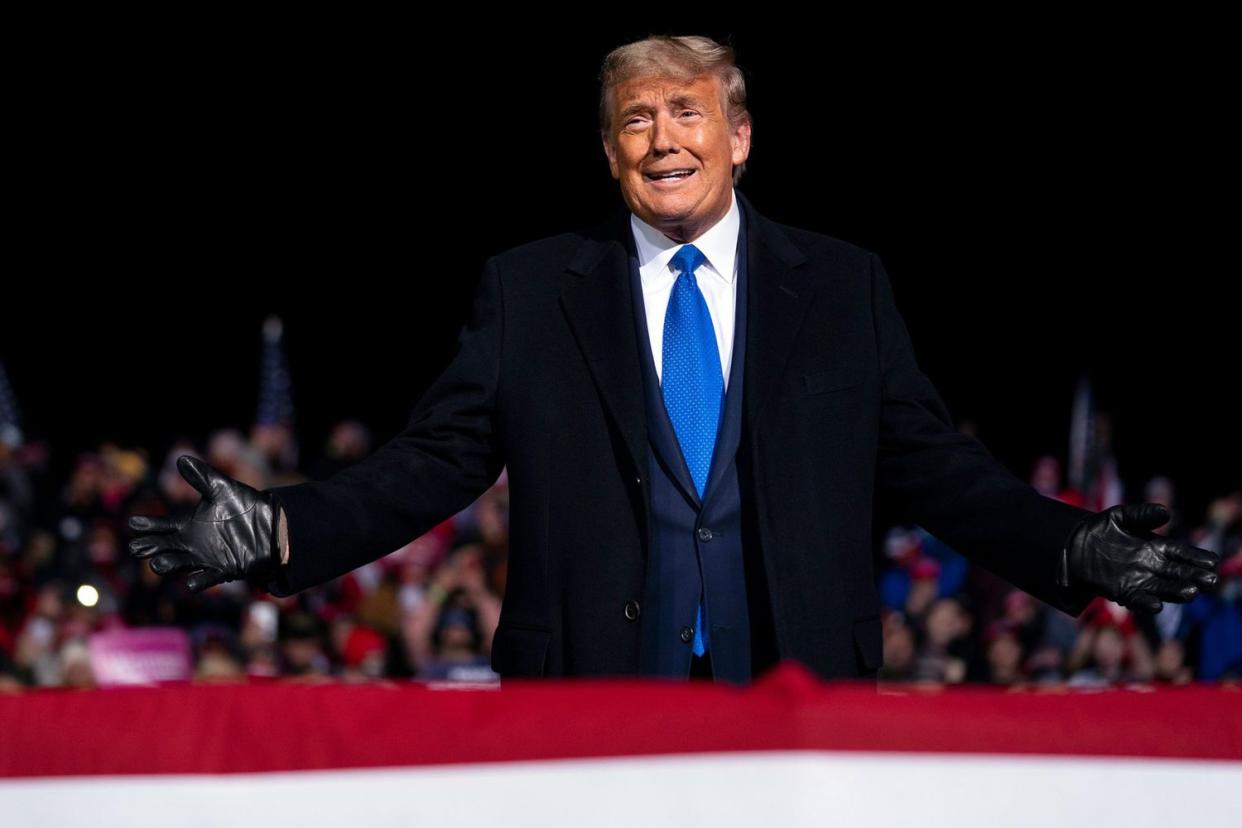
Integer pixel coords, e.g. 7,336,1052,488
730,115,752,167
601,130,620,180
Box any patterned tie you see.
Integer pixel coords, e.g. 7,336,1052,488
661,242,723,658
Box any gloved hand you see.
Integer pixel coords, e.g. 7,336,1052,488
1063,502,1221,614
128,454,282,593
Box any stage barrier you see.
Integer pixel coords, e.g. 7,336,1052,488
2,661,1239,826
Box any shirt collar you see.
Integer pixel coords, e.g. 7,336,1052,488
630,186,739,285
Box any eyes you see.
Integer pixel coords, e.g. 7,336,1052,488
624,109,700,127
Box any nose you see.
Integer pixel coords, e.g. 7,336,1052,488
650,111,680,156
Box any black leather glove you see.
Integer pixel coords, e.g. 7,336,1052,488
1062,502,1221,614
128,454,282,593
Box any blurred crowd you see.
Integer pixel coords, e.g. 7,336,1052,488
0,420,1239,692
876,457,1242,686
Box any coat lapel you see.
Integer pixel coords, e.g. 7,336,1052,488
735,189,817,441
560,206,649,480
559,189,817,496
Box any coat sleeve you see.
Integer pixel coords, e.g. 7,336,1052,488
261,256,506,597
868,252,1096,618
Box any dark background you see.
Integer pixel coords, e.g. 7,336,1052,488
5,27,1235,522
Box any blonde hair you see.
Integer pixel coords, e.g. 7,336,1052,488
598,34,751,185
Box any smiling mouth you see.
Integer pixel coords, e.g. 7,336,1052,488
644,168,696,183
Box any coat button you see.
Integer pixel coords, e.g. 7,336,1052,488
680,625,694,643
624,600,641,621
697,527,713,541
634,473,642,486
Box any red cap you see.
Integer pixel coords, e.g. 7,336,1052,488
343,626,386,667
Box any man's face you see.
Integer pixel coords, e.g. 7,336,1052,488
602,72,751,243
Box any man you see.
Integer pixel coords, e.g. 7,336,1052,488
129,35,1221,685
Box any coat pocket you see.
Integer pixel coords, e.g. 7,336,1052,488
490,624,552,678
803,365,864,395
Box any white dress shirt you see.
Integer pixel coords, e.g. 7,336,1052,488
630,186,741,391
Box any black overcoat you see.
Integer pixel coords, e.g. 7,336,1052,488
265,189,1095,681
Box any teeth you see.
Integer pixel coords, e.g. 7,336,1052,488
650,170,693,180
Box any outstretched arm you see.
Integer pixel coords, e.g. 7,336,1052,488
870,255,1220,617
868,252,1096,617
263,256,507,597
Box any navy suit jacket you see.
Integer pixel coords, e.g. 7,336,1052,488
265,188,1098,681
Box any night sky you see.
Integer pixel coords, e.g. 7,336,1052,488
6,28,1235,522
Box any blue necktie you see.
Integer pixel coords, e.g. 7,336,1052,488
661,243,723,658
